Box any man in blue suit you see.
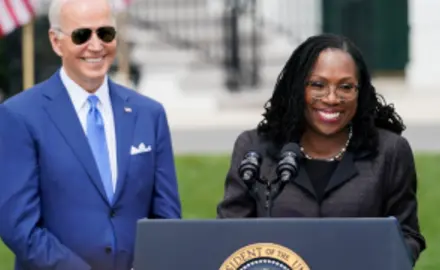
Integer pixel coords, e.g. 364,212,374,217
0,0,181,269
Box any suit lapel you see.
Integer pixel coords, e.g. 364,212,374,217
292,163,318,200
259,144,359,201
259,148,316,200
110,82,137,204
324,152,359,195
42,72,109,203
259,141,317,200
257,136,361,205
295,152,359,200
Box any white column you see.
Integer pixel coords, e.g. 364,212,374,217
406,0,440,92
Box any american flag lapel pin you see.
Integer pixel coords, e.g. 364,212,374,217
124,107,132,113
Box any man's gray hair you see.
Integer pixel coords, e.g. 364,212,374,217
48,0,117,29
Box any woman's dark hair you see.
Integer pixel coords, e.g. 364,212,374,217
257,33,405,156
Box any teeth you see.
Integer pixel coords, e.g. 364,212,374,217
84,58,103,63
318,111,340,120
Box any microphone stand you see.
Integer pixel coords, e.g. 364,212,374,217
246,182,261,207
244,177,289,217
244,177,273,217
263,181,271,218
264,178,288,217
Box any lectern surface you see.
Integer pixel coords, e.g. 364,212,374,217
134,217,412,270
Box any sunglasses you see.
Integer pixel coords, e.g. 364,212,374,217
56,26,117,45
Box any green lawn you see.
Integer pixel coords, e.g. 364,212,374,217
0,153,438,269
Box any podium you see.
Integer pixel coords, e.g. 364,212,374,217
134,217,413,270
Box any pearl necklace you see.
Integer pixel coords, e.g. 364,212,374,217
300,126,353,162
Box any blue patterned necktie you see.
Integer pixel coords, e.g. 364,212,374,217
86,95,113,203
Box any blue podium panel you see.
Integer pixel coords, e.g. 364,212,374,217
134,217,412,270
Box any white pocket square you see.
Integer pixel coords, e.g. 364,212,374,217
130,143,152,155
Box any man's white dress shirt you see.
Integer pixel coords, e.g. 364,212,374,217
60,67,118,192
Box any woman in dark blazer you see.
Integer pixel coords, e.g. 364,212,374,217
216,34,426,263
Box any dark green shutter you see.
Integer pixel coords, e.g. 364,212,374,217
322,0,409,73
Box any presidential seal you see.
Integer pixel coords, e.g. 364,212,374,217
219,243,310,270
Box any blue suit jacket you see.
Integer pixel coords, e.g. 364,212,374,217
0,71,181,270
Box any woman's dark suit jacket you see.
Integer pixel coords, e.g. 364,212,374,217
217,128,426,262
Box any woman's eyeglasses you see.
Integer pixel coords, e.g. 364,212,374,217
306,80,359,101
55,26,117,45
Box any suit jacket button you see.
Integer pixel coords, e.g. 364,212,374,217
105,246,112,254
110,209,116,218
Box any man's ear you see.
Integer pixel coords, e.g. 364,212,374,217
48,29,63,57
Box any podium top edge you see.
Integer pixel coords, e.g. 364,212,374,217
137,217,398,224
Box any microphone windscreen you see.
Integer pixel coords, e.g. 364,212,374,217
280,143,301,156
244,151,261,161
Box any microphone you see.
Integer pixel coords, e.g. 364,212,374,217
238,151,262,206
276,143,301,184
263,143,301,217
238,151,262,187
